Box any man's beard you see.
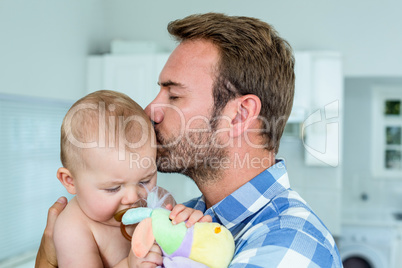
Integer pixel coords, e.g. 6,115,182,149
155,121,227,186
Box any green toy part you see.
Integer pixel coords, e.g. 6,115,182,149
151,209,187,255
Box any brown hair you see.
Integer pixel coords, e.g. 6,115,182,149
168,13,295,153
60,90,153,174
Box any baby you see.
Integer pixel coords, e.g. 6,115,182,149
54,90,209,267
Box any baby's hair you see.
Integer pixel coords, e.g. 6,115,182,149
60,90,153,175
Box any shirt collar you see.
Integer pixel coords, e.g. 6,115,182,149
201,159,290,229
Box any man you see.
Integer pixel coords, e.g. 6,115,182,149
36,13,342,267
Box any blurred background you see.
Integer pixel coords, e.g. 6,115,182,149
1,0,401,267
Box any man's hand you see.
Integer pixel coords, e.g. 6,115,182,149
168,204,212,228
35,197,67,268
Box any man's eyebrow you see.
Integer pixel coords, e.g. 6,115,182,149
157,80,185,88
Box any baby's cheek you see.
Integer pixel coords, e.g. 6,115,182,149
88,199,119,222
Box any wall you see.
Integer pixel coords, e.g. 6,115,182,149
103,0,402,77
2,0,400,98
0,0,107,262
0,0,107,101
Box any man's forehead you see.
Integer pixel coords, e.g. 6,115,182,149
166,40,219,68
159,43,218,86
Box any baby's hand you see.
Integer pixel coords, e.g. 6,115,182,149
168,204,212,228
127,243,162,268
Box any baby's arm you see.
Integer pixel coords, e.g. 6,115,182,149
169,204,212,227
54,215,103,267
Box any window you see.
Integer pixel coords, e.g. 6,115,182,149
0,94,72,262
372,87,402,177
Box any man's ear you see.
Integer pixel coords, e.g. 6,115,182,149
57,167,77,195
230,94,261,138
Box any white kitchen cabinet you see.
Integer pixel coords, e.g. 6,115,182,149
293,52,343,111
86,53,170,109
284,52,343,236
293,52,343,167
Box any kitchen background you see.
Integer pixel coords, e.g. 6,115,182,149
1,0,401,267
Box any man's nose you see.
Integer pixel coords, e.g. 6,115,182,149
145,102,164,125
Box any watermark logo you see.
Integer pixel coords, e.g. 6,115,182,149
302,100,340,167
64,101,340,168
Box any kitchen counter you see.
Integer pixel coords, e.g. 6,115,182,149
342,208,402,228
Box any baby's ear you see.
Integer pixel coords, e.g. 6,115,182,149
57,167,76,195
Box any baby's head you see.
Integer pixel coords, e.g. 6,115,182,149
60,90,155,175
57,90,157,224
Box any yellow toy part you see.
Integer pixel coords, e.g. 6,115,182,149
189,222,235,268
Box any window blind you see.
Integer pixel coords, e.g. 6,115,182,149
0,94,72,261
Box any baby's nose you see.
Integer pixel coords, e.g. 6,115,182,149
121,187,139,206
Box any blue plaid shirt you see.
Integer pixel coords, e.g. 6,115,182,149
184,160,343,268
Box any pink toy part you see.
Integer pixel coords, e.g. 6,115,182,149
131,218,155,258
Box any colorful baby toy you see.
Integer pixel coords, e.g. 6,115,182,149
118,187,235,268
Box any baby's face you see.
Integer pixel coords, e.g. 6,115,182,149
73,146,157,226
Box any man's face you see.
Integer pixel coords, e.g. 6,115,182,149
145,40,227,182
